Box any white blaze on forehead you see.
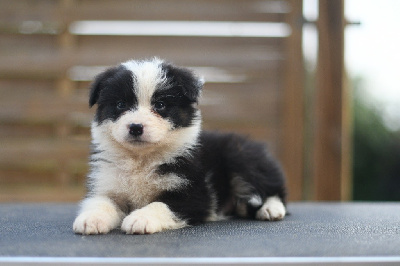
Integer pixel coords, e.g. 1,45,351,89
122,58,168,107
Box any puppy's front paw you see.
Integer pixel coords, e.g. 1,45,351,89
121,212,161,234
121,202,186,234
256,196,286,221
73,211,115,235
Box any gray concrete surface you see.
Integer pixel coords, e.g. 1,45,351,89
0,202,399,261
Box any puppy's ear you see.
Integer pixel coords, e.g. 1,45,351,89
89,67,119,107
188,76,204,102
163,63,204,103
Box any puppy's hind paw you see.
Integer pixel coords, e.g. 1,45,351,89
256,196,286,221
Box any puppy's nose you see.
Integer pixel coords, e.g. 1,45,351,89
129,123,144,137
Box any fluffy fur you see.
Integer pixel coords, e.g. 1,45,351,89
73,58,287,235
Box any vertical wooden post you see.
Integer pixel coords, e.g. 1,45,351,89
282,0,305,201
341,72,353,200
57,0,76,97
56,0,77,187
313,0,348,200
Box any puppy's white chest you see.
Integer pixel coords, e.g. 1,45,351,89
109,166,160,207
95,161,187,210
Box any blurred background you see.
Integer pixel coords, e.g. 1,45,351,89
0,0,399,202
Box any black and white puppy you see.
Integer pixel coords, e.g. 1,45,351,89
73,58,287,235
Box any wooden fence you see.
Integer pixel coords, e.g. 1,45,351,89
0,0,348,202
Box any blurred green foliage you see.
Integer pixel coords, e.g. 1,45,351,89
352,78,400,201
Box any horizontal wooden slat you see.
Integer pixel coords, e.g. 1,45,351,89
0,137,89,177
0,21,62,35
0,0,60,23
0,34,284,64
76,36,285,66
0,80,92,127
69,21,290,38
0,34,58,55
0,38,285,81
0,0,294,199
0,0,289,23
0,21,291,37
0,80,279,121
201,81,281,119
69,0,289,22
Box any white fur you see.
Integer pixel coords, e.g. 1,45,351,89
73,196,124,234
256,196,286,221
121,202,186,234
73,54,287,234
84,95,201,214
88,120,195,209
90,161,189,208
73,58,203,235
122,58,168,108
111,59,175,147
110,109,172,145
248,195,263,207
90,111,201,161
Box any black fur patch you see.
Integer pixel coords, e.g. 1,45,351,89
85,60,286,227
151,88,198,128
153,131,287,223
162,62,203,103
89,66,137,124
88,62,202,128
198,131,286,217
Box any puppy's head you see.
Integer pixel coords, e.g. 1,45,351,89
89,58,203,152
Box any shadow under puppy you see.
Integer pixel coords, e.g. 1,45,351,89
73,58,287,235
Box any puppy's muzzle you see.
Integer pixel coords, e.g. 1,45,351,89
129,123,144,137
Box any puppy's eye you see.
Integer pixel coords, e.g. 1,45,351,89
154,101,166,111
116,101,127,110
